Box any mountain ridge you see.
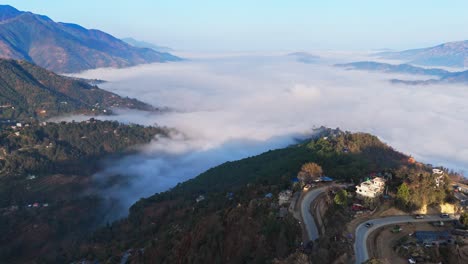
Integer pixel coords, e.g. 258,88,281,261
0,58,154,120
336,61,468,85
377,40,468,68
0,5,181,73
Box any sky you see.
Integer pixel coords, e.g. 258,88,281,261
3,0,468,51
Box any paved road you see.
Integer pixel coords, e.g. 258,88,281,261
354,215,455,264
301,187,329,241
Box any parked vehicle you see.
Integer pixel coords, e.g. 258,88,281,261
391,225,402,233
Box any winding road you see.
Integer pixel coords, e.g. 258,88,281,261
300,186,329,241
354,215,455,264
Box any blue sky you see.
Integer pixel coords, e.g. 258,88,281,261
3,0,468,51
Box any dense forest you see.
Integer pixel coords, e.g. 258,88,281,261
0,120,169,262
0,58,154,121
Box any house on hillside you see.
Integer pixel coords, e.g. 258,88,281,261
414,231,452,245
277,207,288,219
278,190,292,205
355,177,386,199
432,169,445,187
320,176,334,182
196,195,205,203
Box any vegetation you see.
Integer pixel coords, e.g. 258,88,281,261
297,162,322,183
0,58,154,121
460,212,468,227
396,182,410,208
392,166,450,211
68,130,415,263
0,120,168,263
334,190,348,207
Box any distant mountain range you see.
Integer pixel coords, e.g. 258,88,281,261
0,5,181,73
335,61,450,77
122,37,173,53
336,61,468,85
377,40,468,68
288,52,320,64
0,58,154,120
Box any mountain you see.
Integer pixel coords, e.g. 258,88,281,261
377,40,468,68
0,5,181,73
0,58,154,120
288,52,320,64
0,120,169,263
122,37,173,53
336,61,468,85
335,61,450,77
68,130,418,263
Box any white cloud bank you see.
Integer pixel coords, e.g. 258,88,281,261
72,52,468,217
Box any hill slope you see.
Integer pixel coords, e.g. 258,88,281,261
336,61,468,85
0,5,181,73
378,40,468,68
69,130,413,263
0,58,153,120
122,37,172,53
335,61,450,77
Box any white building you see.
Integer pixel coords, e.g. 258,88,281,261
430,169,445,187
356,177,386,199
278,190,293,205
196,195,205,203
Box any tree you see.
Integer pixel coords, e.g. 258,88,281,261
334,190,348,207
396,182,410,206
297,162,323,183
460,212,468,227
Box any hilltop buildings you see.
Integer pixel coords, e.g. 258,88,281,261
356,177,386,199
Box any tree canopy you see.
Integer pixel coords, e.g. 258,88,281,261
297,162,323,183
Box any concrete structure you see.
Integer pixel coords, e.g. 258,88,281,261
278,190,292,205
356,177,386,199
414,231,452,245
195,195,205,203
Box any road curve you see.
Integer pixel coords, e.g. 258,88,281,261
354,215,455,264
301,187,329,241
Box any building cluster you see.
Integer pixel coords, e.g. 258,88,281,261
432,168,445,187
355,177,386,199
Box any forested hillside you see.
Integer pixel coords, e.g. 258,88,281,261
0,59,153,121
0,120,169,263
69,130,413,263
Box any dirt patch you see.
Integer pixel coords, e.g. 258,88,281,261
368,222,456,263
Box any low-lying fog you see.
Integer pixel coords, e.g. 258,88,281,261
71,52,468,218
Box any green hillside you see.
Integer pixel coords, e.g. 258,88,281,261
0,58,153,121
69,130,416,263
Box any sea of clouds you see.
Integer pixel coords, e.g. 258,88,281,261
70,51,468,218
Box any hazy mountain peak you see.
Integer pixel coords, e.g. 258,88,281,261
378,40,468,68
0,5,181,73
0,5,22,21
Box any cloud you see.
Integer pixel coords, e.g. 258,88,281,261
71,52,468,218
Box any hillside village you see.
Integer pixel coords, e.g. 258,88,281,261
54,129,467,264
